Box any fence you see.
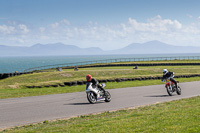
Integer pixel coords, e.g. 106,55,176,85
24,56,200,72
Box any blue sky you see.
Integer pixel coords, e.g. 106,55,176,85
1,0,200,50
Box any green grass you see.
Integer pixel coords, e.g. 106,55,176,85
1,65,200,88
2,96,200,133
1,77,200,99
1,60,200,132
0,59,200,99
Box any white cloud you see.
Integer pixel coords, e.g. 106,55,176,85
126,15,182,33
2,16,200,49
39,27,45,32
40,35,50,40
183,24,200,34
18,24,29,33
61,19,70,25
51,22,59,28
50,19,70,29
0,25,15,34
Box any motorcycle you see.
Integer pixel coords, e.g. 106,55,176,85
85,82,111,104
164,78,181,96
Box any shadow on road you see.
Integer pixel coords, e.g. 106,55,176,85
64,103,90,105
65,102,104,105
144,95,170,97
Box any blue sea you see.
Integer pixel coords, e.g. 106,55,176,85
0,53,200,73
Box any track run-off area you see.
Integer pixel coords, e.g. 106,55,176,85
0,81,200,130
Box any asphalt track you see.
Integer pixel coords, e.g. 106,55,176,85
0,81,200,130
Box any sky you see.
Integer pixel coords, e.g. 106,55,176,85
0,0,200,50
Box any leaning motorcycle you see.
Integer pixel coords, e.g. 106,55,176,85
164,78,181,96
85,82,111,104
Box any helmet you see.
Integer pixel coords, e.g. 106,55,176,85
86,74,92,81
163,69,168,75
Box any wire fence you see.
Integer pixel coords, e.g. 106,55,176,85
23,56,200,72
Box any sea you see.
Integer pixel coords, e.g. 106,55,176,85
1,53,200,73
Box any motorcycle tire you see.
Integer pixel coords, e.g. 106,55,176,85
166,86,173,96
176,86,181,95
87,92,97,104
104,91,111,102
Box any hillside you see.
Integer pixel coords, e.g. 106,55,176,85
111,40,200,54
0,41,200,56
0,43,104,56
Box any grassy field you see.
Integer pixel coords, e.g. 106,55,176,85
2,96,200,133
1,77,200,99
0,60,200,99
1,60,200,132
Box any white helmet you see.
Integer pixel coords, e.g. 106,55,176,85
163,69,168,75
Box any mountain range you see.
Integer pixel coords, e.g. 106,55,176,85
0,41,200,56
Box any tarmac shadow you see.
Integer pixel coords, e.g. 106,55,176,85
64,102,103,105
64,102,90,105
144,95,170,97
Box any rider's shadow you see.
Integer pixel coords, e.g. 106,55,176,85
144,95,171,97
64,102,90,105
64,102,103,105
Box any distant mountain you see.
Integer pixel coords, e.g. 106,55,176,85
111,40,200,54
0,43,105,56
0,41,200,56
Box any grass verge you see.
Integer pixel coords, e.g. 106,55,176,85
2,96,200,133
1,64,200,90
0,60,200,99
1,77,200,99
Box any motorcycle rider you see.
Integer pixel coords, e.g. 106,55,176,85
161,69,178,89
86,74,106,93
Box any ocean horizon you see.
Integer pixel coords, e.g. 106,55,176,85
1,53,200,73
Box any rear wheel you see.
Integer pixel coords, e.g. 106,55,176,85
176,86,181,95
104,91,111,102
166,86,173,96
87,92,97,104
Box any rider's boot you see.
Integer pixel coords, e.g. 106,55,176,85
101,88,106,96
98,84,106,96
176,85,178,89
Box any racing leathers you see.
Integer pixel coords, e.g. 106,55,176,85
161,71,177,88
87,78,106,93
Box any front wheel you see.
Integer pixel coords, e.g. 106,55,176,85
176,86,181,95
87,92,97,104
166,86,173,96
104,91,111,102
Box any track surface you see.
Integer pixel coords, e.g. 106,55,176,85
0,81,200,129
